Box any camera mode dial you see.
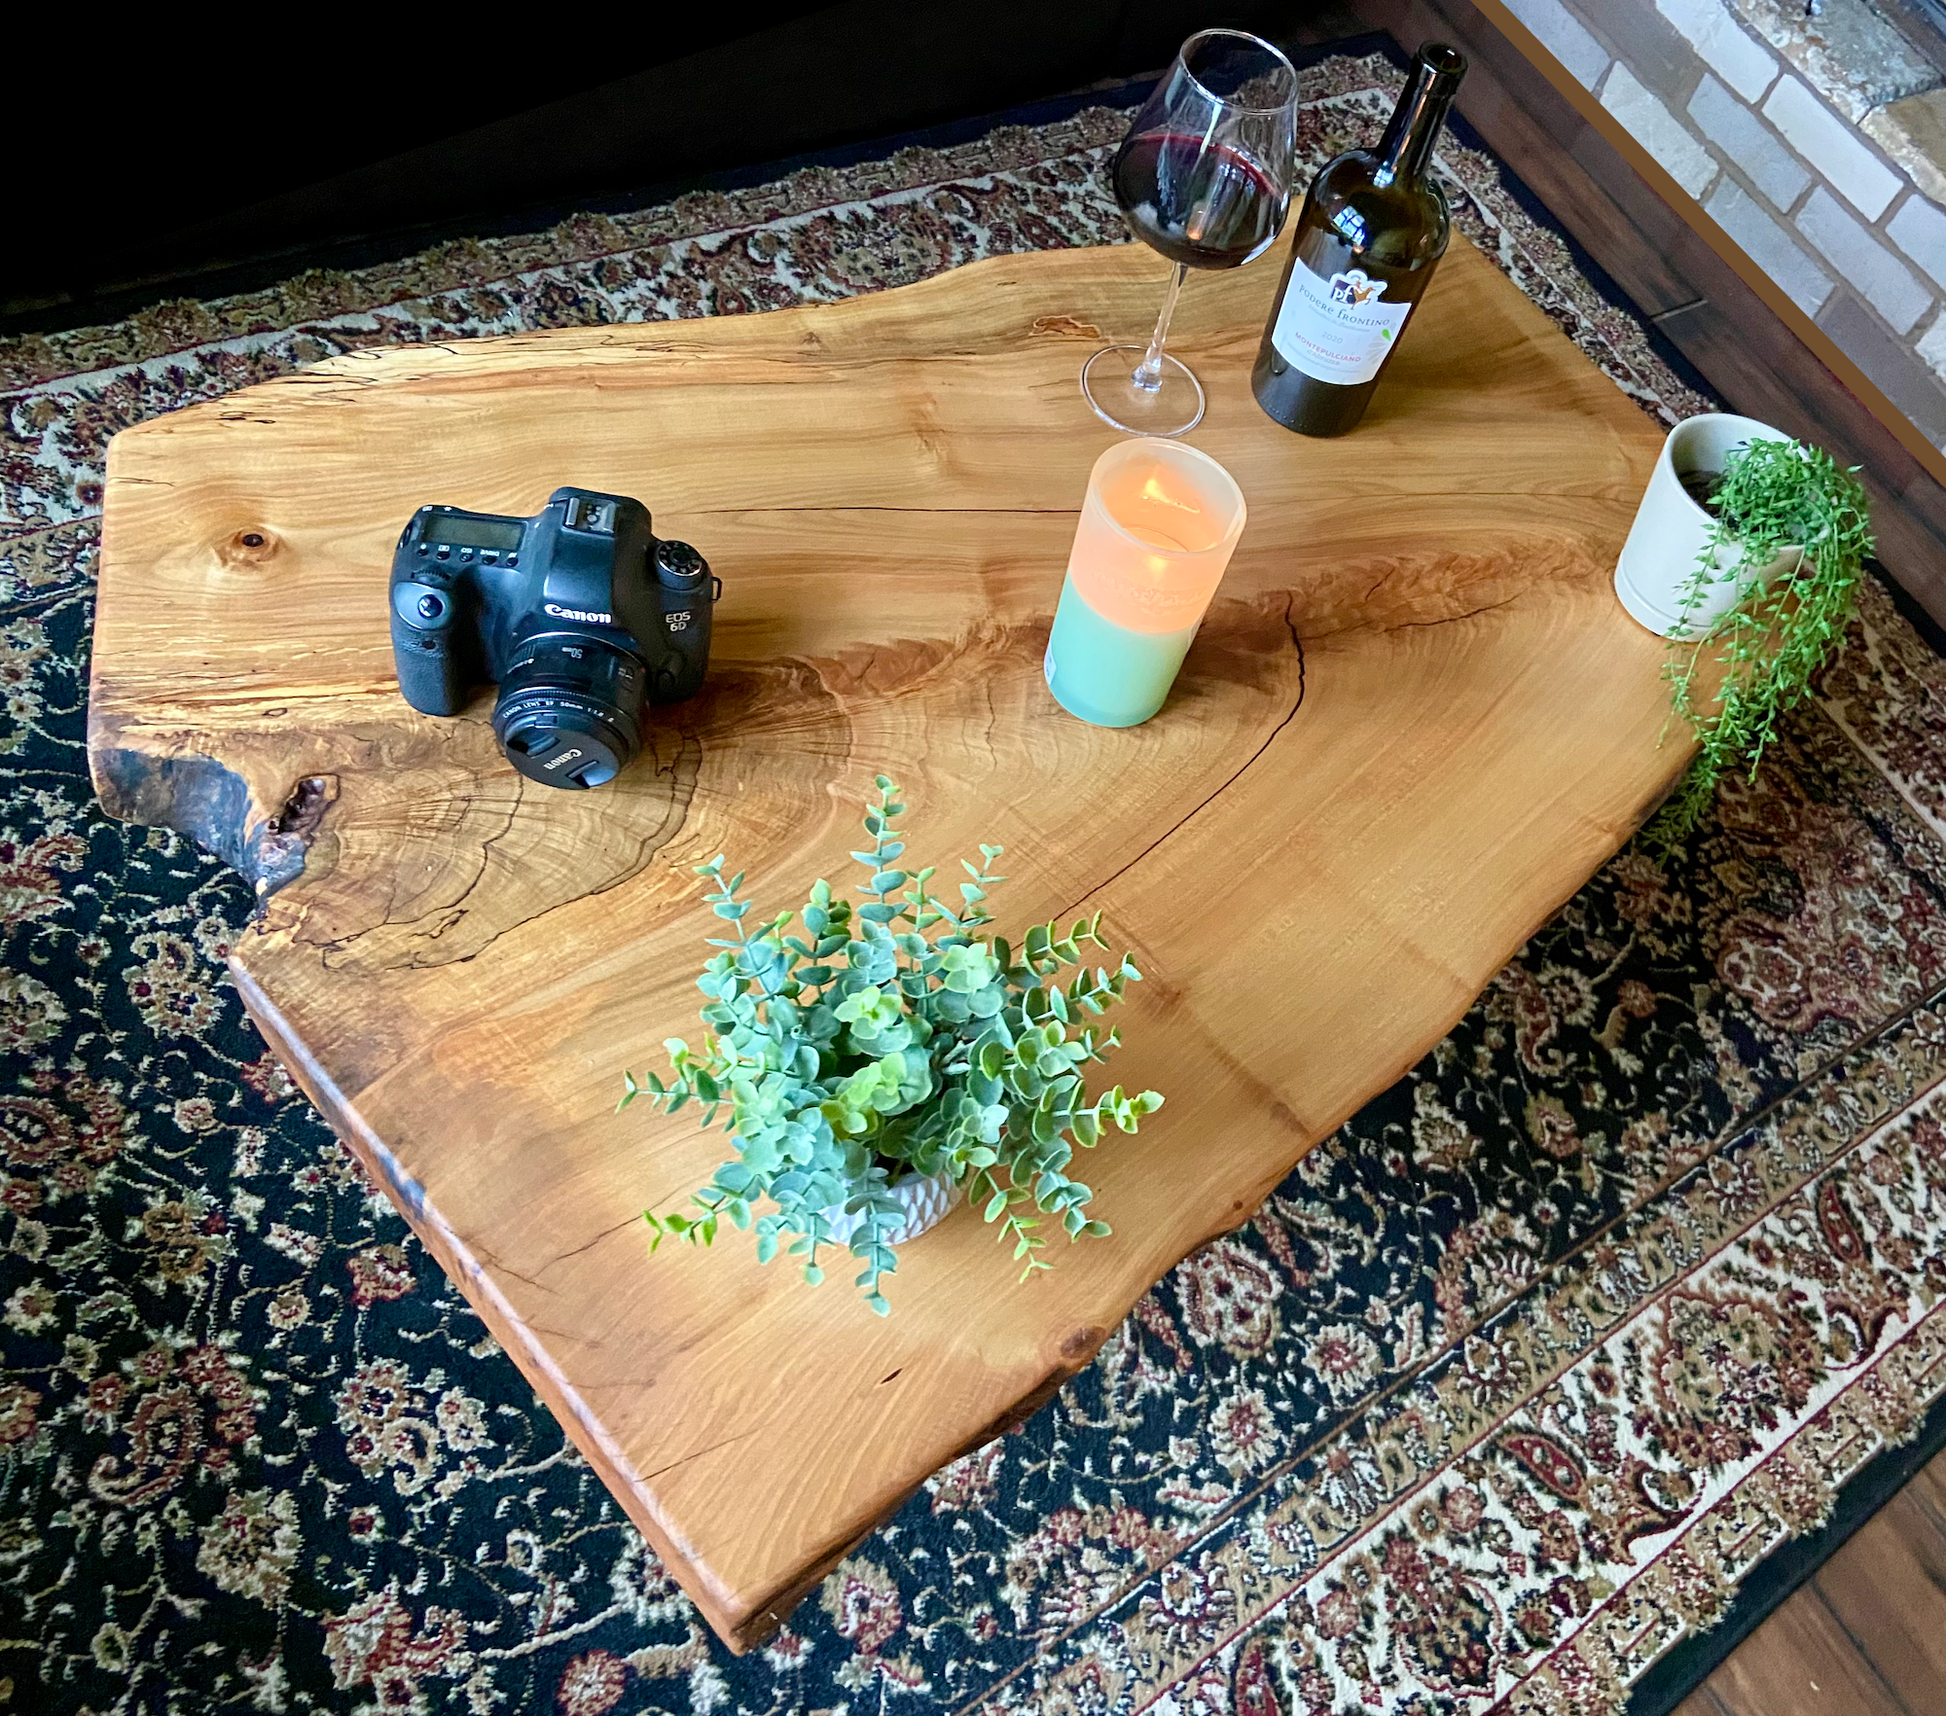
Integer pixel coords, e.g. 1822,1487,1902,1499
655,539,707,586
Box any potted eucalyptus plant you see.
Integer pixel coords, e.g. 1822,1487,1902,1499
1614,415,1874,846
621,777,1163,1314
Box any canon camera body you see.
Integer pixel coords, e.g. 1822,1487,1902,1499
388,487,715,790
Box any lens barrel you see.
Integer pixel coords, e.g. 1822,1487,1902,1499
491,634,647,790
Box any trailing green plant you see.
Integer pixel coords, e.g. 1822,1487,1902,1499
620,777,1163,1314
1650,436,1873,848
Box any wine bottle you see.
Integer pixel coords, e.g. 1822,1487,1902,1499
1252,44,1467,437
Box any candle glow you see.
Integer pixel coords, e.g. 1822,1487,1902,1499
1044,438,1247,728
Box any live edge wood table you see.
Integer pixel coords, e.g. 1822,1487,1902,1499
87,235,1678,1651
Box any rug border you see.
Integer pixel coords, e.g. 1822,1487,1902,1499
1624,1377,1946,1716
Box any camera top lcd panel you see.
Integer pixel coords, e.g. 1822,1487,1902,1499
388,487,715,790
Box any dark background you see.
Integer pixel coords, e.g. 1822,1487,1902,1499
26,0,1946,620
5,0,1305,334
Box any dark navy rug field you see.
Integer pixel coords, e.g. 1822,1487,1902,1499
6,44,1946,1716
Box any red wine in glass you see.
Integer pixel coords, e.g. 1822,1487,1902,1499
1082,31,1297,436
1112,134,1285,270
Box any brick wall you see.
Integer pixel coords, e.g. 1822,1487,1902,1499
1501,0,1946,449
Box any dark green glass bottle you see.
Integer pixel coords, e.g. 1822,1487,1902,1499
1251,44,1466,437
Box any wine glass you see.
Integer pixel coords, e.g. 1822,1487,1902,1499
1084,29,1298,437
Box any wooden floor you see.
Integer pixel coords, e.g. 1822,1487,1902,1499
1272,7,1946,1712
1675,1447,1946,1716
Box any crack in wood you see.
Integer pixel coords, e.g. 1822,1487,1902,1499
540,1212,648,1276
639,1429,762,1484
1334,592,1525,635
1061,591,1307,924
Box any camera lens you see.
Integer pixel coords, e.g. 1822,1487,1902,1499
491,634,647,790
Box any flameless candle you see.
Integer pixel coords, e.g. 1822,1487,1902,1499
1043,438,1247,728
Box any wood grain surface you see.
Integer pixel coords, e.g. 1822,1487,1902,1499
88,233,1678,1648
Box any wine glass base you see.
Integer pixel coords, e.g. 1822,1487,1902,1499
1081,347,1207,437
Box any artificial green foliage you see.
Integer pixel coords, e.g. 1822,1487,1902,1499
1651,437,1873,848
620,778,1163,1314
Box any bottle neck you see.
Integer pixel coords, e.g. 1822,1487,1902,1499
1374,52,1464,186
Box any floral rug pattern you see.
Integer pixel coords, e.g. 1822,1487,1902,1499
3,47,1943,1716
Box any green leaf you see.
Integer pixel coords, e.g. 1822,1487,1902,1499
620,778,1166,1311
1649,436,1871,848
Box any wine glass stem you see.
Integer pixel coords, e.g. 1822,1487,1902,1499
1132,262,1189,393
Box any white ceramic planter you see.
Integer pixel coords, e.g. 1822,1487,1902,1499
1614,413,1801,638
819,1168,962,1247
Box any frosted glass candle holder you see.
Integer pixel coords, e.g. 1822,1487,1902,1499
1043,438,1248,728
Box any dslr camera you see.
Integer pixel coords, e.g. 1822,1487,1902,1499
389,487,716,790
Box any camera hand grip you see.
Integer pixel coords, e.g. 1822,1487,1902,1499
655,599,712,702
391,615,466,715
650,544,716,704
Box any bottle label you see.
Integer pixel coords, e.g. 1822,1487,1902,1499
1270,264,1413,385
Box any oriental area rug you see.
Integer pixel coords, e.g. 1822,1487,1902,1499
6,40,1946,1716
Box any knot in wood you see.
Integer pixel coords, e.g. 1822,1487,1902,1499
221,527,280,566
1059,1324,1105,1362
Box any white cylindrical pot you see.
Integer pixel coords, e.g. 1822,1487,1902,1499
820,1168,961,1247
1614,413,1800,638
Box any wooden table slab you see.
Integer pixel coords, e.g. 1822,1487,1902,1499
87,234,1678,1649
